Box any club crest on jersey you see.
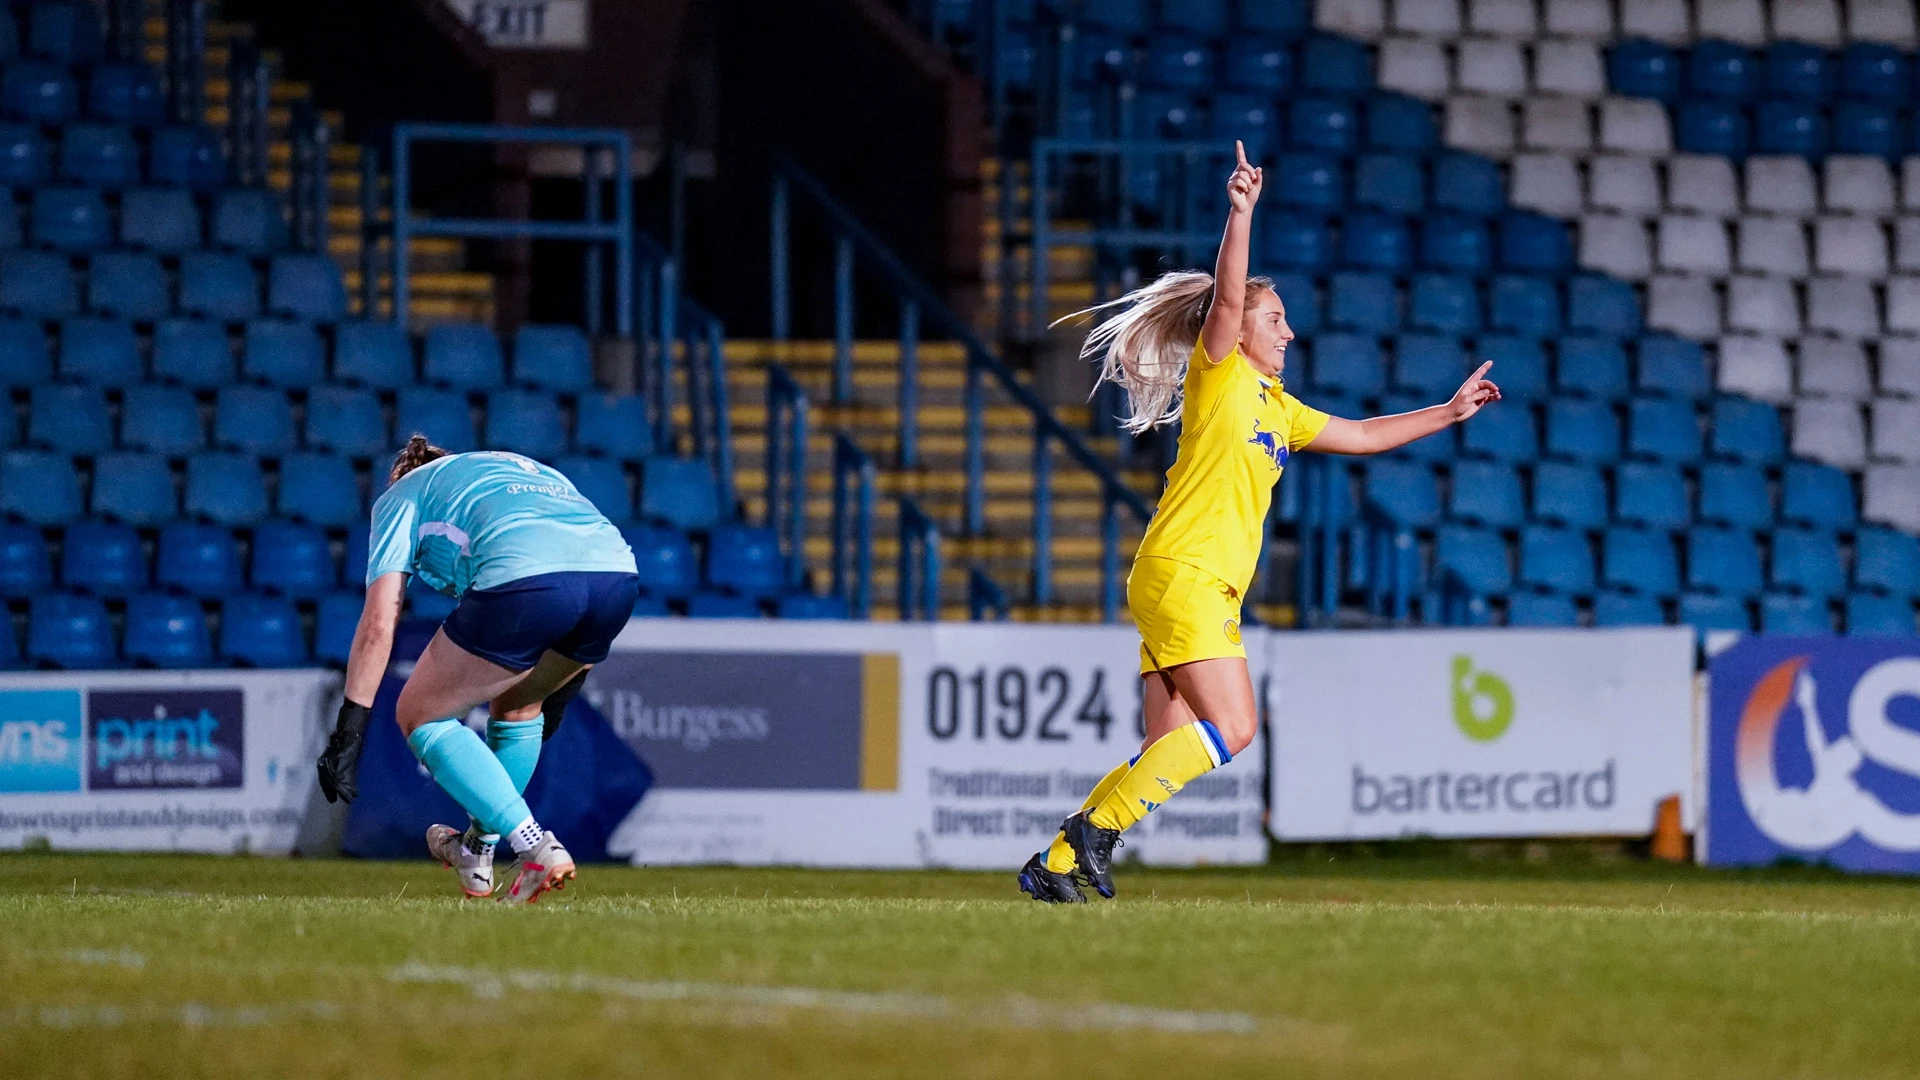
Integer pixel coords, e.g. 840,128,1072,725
1247,421,1287,470
1223,618,1241,645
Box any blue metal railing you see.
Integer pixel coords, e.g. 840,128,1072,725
225,34,269,189
830,434,877,618
634,233,735,510
164,0,205,126
766,366,811,589
290,101,332,255
968,567,1011,621
899,498,942,620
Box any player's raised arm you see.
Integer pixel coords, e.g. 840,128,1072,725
1306,361,1502,455
1200,140,1262,365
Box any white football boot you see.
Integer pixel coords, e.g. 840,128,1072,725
497,830,577,905
426,824,496,898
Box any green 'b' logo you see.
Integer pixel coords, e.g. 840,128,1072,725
1451,655,1514,742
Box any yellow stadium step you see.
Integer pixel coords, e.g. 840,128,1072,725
725,340,968,364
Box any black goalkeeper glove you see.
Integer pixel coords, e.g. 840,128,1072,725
542,670,589,742
316,700,374,804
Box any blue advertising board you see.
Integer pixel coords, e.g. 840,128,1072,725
1705,637,1920,873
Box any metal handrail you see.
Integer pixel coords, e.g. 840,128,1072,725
831,433,876,618
968,567,1011,621
289,101,331,255
225,35,269,188
766,366,810,588
163,0,204,126
635,231,735,519
899,498,942,621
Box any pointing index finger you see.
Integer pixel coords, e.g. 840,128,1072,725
1235,140,1248,168
1472,360,1494,380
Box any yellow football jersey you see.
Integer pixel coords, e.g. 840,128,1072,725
1133,338,1330,596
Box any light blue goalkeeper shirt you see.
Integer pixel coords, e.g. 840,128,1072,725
365,451,636,596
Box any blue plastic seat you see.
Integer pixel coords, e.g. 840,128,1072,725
1763,41,1833,101
1474,336,1547,399
1066,30,1131,85
1710,397,1784,463
1210,93,1278,159
1328,272,1398,333
220,592,307,666
1840,42,1908,103
1258,211,1334,269
1836,102,1902,157
1408,273,1479,334
1531,460,1606,529
1604,526,1680,595
0,123,45,187
151,318,231,387
89,451,173,525
1609,38,1680,101
393,389,476,453
86,251,169,320
1143,33,1211,90
1688,526,1764,594
573,392,654,459
1771,525,1846,597
1363,459,1441,526
241,320,322,386
688,590,759,618
1499,213,1572,273
214,385,294,456
60,519,144,595
1459,396,1537,461
155,520,240,596
1698,463,1771,530
992,29,1035,90
1449,459,1525,527
210,189,285,254
1557,336,1629,399
0,198,21,249
483,388,567,460
640,456,720,530
1614,460,1690,529
1508,591,1579,626
0,314,47,386
119,384,200,456
705,525,785,598
1270,273,1321,332
57,317,139,385
1310,331,1386,397
1273,152,1345,212
276,452,361,527
58,122,136,189
424,323,504,389
250,519,335,598
512,324,593,391
1545,399,1618,462
1288,96,1359,153
178,253,259,321
0,521,49,595
1688,40,1758,100
27,592,112,667
1779,462,1855,528
0,249,74,316
124,592,210,668
1392,334,1465,398
263,256,344,324
333,321,414,388
146,125,224,190
1681,591,1752,631
1637,335,1709,399
1856,527,1920,597
779,592,851,619
1594,590,1665,626
1435,524,1511,597
1675,100,1749,156
1846,592,1914,635
1300,34,1370,96
554,455,633,524
1489,275,1562,336
343,527,367,586
1419,214,1492,273
30,186,107,251
1626,396,1701,462
1567,276,1641,338
184,453,268,525
27,383,107,454
1223,37,1292,92
1519,525,1594,593
1,58,75,123
86,61,163,127
1237,0,1307,34
314,591,361,665
118,187,199,253
1366,92,1437,153
1432,153,1505,217
1754,100,1826,157
29,2,102,62
1353,154,1422,216
622,524,697,599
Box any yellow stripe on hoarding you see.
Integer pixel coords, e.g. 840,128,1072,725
860,653,900,791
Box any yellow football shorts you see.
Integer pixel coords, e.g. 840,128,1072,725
1128,556,1246,675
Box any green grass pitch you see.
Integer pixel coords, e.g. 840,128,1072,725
3,850,1919,1079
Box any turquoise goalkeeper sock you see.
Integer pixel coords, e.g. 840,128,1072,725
486,718,543,793
407,719,534,837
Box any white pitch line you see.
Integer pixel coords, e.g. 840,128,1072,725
1,1002,343,1030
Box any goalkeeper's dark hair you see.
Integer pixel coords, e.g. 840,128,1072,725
389,434,450,483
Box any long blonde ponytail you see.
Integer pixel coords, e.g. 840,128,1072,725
1058,270,1272,434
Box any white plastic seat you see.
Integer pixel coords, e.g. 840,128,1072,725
1792,398,1870,469
1871,399,1920,462
1391,0,1463,35
1848,0,1918,47
1737,216,1811,277
1579,213,1653,279
1468,0,1536,35
1695,0,1768,45
1770,0,1843,47
1665,154,1740,217
1646,272,1721,336
1894,217,1920,271
1718,334,1795,402
1521,97,1593,151
1805,277,1879,338
1317,0,1390,38
1824,156,1897,216
1618,0,1691,43
1886,275,1920,333
1589,154,1662,215
1881,337,1920,397
1727,274,1803,336
1865,465,1920,531
1657,214,1732,274
1796,337,1874,400
1445,95,1516,154
1598,97,1673,154
1901,158,1920,211
1814,216,1891,278
1377,37,1451,99
1531,39,1606,98
1545,0,1613,36
1510,152,1583,217
1745,157,1819,216
1455,38,1528,96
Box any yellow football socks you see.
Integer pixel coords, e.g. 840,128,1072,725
1088,720,1232,833
1043,757,1134,873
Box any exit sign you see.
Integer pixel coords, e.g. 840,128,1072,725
447,0,588,49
